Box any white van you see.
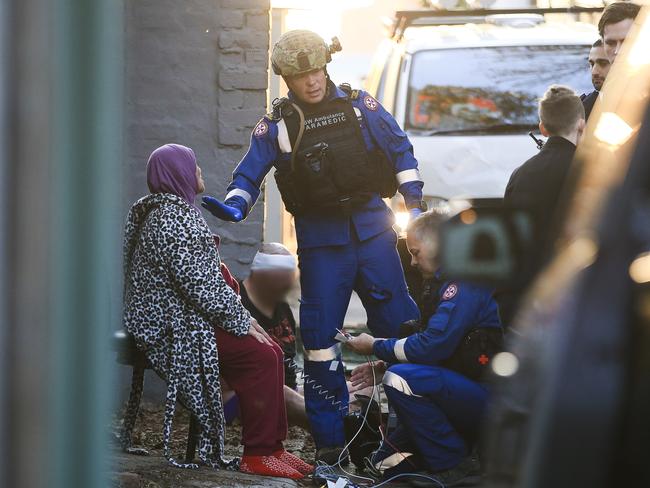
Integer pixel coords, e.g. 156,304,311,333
365,9,600,224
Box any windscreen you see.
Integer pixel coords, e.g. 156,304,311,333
407,45,593,133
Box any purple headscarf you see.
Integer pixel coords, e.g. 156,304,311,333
147,144,198,206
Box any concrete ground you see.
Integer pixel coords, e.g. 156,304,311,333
108,402,483,488
110,450,301,488
109,403,316,488
109,295,407,488
108,402,405,488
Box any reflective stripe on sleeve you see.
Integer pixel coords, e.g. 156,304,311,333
393,338,408,362
303,343,341,362
277,119,292,154
225,188,253,207
396,169,422,185
382,370,420,397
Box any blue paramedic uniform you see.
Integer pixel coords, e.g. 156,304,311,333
373,276,501,473
222,83,422,449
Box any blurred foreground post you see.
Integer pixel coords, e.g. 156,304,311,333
2,0,123,487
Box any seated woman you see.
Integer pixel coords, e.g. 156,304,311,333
122,143,312,479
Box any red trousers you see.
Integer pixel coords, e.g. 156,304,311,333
215,327,288,456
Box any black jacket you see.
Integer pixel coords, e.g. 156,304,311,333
581,90,599,121
499,137,576,324
505,136,576,242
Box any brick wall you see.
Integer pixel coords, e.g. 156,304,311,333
123,0,270,401
125,0,270,279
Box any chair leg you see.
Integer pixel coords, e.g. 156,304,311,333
121,360,149,456
185,414,200,462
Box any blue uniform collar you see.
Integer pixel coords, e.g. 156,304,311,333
329,83,349,100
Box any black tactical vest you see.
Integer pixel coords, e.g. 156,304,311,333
273,86,397,216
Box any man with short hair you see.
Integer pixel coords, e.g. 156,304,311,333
505,85,585,243
501,85,585,324
581,39,611,120
598,1,641,62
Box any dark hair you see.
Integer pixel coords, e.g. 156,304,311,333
592,38,603,47
598,2,641,37
539,85,585,137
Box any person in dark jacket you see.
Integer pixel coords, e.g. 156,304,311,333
501,86,585,323
599,1,641,63
581,39,611,120
505,85,585,249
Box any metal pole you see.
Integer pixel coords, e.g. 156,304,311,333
48,0,123,487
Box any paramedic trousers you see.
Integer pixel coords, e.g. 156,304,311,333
215,327,287,456
298,228,419,449
382,363,488,472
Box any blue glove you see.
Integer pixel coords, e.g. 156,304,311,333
201,195,246,222
409,208,423,220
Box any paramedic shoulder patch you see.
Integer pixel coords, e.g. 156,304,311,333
363,95,379,111
442,283,458,301
253,119,269,138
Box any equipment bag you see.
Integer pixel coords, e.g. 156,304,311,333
444,327,505,382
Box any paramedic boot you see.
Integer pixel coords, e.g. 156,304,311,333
315,446,350,466
409,455,481,487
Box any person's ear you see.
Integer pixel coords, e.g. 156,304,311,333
539,121,550,137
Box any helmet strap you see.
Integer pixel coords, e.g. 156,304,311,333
324,68,333,95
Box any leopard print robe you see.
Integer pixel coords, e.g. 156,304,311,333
123,192,250,468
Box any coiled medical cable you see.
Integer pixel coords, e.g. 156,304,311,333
288,356,452,487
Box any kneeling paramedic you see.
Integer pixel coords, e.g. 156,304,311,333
201,30,423,462
346,210,503,486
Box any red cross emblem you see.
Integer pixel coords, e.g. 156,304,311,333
478,354,489,365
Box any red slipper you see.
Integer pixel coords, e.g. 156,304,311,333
240,455,304,479
273,449,314,475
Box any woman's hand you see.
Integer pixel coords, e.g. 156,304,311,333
247,318,273,346
345,332,376,356
349,361,386,393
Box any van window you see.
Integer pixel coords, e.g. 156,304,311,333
406,45,592,133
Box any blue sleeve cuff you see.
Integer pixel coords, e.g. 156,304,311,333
399,181,424,208
224,195,249,217
373,339,397,363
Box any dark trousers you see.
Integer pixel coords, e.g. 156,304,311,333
215,328,287,456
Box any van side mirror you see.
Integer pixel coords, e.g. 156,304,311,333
439,206,534,286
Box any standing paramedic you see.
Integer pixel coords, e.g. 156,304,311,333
201,30,424,463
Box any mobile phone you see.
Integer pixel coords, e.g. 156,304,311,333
335,328,352,343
